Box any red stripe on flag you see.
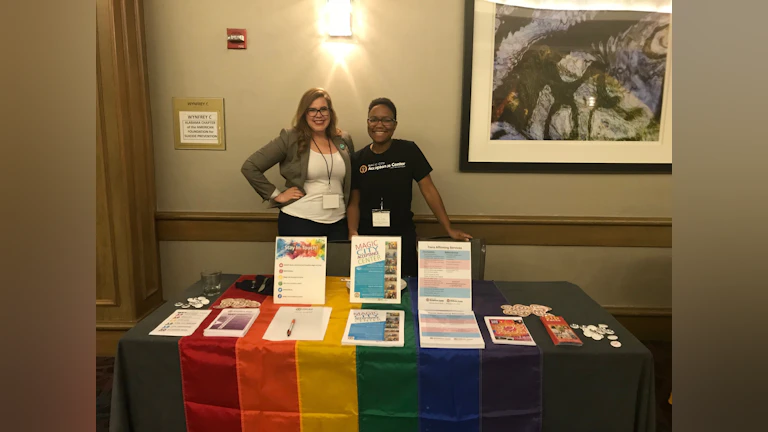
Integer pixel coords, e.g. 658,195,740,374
179,276,268,432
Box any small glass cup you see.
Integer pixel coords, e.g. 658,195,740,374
201,270,222,297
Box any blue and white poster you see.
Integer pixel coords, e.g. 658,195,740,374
349,236,401,304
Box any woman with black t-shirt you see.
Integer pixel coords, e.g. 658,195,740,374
347,97,471,277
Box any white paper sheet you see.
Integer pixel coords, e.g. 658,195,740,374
262,307,332,341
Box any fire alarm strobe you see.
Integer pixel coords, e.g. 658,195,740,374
227,29,247,49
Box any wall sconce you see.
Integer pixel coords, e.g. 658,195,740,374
327,0,353,37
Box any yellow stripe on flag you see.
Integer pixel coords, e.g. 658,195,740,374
297,277,360,432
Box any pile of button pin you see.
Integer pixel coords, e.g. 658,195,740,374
570,323,622,348
174,296,210,309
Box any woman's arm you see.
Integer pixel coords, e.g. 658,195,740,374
241,129,303,204
347,189,361,239
418,174,472,241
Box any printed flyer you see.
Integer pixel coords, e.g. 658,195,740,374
273,237,327,304
349,236,401,304
417,241,472,311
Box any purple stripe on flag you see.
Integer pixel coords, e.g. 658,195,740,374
473,280,543,432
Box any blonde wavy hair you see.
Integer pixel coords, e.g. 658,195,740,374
292,88,340,153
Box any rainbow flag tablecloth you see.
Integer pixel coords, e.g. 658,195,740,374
178,276,542,432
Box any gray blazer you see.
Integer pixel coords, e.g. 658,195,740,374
241,127,355,209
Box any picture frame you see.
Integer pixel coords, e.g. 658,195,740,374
459,1,672,173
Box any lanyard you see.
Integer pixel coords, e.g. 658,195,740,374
311,137,334,185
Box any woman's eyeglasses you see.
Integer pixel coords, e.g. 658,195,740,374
307,107,331,117
367,117,396,127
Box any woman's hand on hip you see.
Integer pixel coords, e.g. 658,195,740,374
274,187,304,203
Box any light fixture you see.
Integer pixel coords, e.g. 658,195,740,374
327,0,353,37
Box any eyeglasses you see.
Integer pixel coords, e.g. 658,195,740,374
367,117,396,127
307,107,331,117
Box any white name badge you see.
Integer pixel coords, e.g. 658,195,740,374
322,194,340,209
372,210,391,227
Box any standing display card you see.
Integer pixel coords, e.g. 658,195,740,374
274,237,327,305
349,236,401,304
417,241,472,311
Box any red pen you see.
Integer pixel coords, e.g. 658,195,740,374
287,319,296,337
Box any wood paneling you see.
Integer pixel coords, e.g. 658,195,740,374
96,0,162,327
607,306,672,341
96,74,119,307
155,212,672,247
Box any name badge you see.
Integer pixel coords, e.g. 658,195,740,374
322,194,340,209
372,209,391,227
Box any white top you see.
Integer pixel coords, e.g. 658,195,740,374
281,149,346,224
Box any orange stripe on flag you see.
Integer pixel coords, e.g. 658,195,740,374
237,296,301,432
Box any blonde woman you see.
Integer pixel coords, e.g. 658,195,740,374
241,88,354,240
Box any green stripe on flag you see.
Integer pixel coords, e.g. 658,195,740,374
356,289,419,432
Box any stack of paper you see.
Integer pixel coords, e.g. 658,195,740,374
262,307,332,341
418,310,485,349
149,310,212,337
341,309,404,347
203,309,260,338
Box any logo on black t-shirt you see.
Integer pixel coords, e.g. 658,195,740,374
360,161,407,173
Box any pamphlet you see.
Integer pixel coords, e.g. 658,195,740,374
540,315,583,346
484,316,536,346
148,309,212,337
418,310,485,349
341,309,404,347
203,308,260,338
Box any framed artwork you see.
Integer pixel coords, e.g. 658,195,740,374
459,1,672,173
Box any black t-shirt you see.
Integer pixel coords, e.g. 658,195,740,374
351,139,432,234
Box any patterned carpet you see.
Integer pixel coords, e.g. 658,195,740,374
96,341,671,431
96,357,115,432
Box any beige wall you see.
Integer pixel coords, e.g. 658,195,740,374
144,0,671,216
146,0,671,308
